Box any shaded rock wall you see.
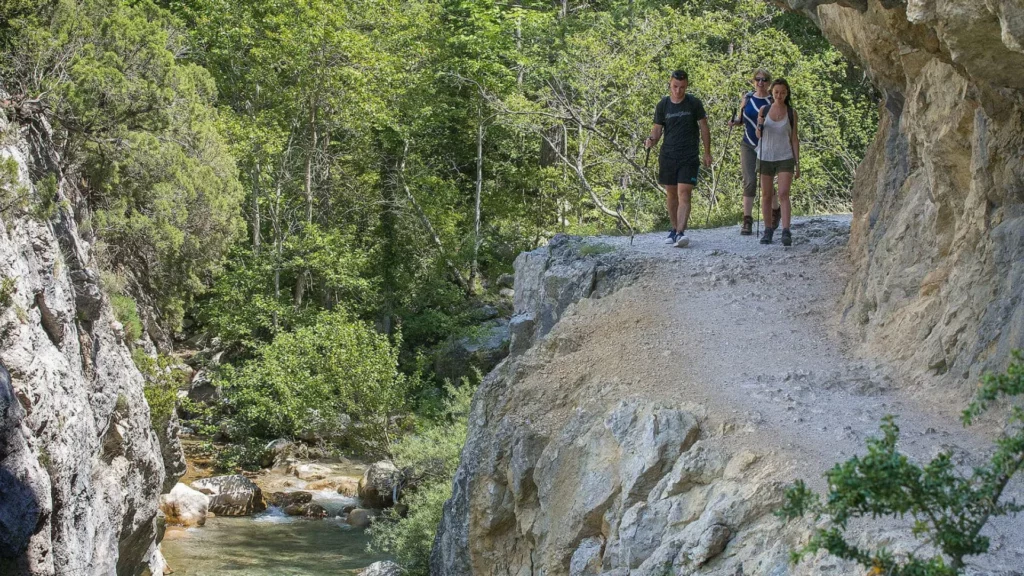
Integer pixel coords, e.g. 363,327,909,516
0,110,178,574
786,0,1024,389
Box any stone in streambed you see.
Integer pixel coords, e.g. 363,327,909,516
267,491,312,508
346,508,373,528
159,483,209,527
359,561,402,576
191,475,266,516
358,461,399,508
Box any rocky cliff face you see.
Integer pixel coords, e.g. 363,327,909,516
0,111,179,574
431,218,1024,575
786,0,1024,391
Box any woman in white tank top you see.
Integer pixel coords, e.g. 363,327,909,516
755,79,800,246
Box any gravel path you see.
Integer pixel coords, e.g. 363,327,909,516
512,216,1024,572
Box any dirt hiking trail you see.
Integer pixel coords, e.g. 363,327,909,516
505,216,1023,572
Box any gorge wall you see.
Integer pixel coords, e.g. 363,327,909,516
431,2,1024,574
787,0,1024,391
0,110,178,574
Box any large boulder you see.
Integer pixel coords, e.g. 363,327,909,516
359,561,402,576
346,508,373,528
159,484,209,527
266,491,312,508
191,475,266,516
357,461,399,509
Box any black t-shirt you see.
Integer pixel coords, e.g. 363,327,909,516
654,94,707,163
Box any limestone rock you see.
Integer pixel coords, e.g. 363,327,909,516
186,370,220,403
267,491,313,508
159,484,209,527
358,560,402,576
346,508,373,528
357,461,399,509
191,475,266,516
783,0,1024,391
0,110,172,575
283,503,327,518
335,477,360,496
508,235,645,357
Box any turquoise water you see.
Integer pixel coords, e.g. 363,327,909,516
161,491,389,576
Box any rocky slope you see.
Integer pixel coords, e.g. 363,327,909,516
431,223,1024,575
0,110,179,574
783,0,1024,393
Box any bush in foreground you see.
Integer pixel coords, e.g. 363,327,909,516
779,351,1024,574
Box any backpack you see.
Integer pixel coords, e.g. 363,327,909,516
758,103,795,128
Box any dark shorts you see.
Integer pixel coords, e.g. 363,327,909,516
759,158,796,176
659,157,699,187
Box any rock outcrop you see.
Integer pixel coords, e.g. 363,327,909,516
191,475,266,516
0,111,178,574
430,243,795,575
430,226,1023,575
782,0,1024,390
159,484,210,527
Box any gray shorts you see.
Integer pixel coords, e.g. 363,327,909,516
759,158,796,176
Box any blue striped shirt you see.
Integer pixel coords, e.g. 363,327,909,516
742,93,773,147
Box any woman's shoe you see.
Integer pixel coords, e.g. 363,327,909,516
760,228,774,244
741,216,753,236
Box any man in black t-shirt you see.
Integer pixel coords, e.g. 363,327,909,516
644,69,712,248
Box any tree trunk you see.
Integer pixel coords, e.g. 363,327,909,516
294,104,317,307
470,117,484,292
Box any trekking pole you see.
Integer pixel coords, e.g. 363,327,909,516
755,123,762,239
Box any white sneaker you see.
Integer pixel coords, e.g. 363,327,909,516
674,233,689,248
664,231,677,244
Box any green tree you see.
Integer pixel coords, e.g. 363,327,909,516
224,309,410,455
1,0,244,332
779,352,1024,575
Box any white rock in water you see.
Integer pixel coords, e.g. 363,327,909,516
159,483,210,527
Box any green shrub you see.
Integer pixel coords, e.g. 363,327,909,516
224,310,410,456
133,350,187,433
370,381,474,575
779,351,1024,575
111,294,144,343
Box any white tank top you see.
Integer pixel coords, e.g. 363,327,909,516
757,109,795,162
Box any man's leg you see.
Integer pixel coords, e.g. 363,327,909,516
665,185,679,232
676,184,693,234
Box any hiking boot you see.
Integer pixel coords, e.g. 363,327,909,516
673,232,690,248
760,228,773,245
781,228,792,247
665,230,677,244
771,207,782,231
741,216,753,236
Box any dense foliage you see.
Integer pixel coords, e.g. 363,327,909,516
369,382,473,574
1,2,880,571
2,0,244,331
222,310,410,455
779,352,1024,575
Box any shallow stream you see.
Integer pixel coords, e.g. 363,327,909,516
161,490,389,575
